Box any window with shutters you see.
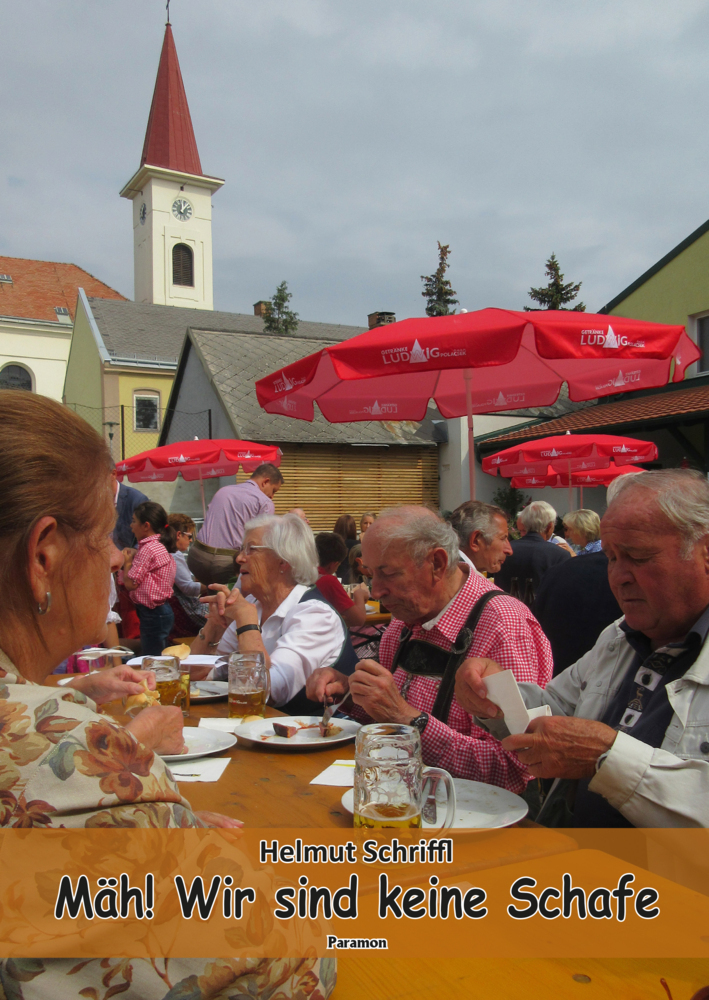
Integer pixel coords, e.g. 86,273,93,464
172,243,194,287
0,364,33,391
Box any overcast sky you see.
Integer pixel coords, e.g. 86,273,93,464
2,0,709,326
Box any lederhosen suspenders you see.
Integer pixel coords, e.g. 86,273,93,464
391,590,501,724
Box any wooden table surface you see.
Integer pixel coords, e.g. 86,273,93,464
178,702,355,826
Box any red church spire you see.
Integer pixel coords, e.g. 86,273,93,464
140,23,203,176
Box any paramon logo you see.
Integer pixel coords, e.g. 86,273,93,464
273,371,306,393
381,339,466,365
594,369,641,392
580,324,645,349
348,400,399,417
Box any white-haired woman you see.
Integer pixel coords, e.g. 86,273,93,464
563,509,602,554
191,513,355,710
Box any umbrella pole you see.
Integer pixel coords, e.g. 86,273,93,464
465,369,475,502
580,486,584,509
568,460,573,513
198,468,206,520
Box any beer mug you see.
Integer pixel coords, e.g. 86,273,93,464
228,652,269,719
354,724,456,830
145,655,190,717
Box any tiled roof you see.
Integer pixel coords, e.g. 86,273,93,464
87,297,366,364
0,257,125,323
478,381,709,449
185,328,438,447
140,24,202,176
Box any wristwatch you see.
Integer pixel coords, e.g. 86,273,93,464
236,623,262,636
410,712,429,734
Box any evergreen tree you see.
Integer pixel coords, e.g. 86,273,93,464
421,242,459,317
524,253,586,312
263,281,299,335
491,483,532,529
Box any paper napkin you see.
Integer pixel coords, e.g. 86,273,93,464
483,670,552,735
168,757,231,782
310,760,356,786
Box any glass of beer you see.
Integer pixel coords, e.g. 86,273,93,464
228,652,269,719
355,723,421,759
144,655,190,717
353,728,456,830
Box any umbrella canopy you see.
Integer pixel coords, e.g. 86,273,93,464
511,463,646,489
115,439,282,484
482,433,659,478
254,309,696,500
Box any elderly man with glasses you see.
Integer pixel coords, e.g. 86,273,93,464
455,469,709,827
306,506,553,792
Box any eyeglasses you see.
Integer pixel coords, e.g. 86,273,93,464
241,544,271,557
179,531,193,540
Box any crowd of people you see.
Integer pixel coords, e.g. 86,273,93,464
4,391,709,838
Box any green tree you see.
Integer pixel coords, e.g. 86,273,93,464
263,281,299,335
421,242,459,317
491,483,532,529
524,253,586,312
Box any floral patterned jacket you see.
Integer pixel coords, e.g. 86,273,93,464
0,653,336,999
0,652,197,829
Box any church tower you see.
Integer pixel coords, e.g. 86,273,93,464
120,19,224,310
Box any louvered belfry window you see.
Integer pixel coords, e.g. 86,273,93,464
172,243,194,286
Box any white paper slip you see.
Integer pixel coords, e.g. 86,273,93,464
310,760,356,786
199,717,242,733
483,670,551,736
168,757,231,782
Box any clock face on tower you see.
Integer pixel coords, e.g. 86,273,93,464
172,198,193,222
139,203,147,225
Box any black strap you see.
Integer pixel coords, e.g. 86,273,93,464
393,589,502,724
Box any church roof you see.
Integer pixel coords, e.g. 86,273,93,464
0,257,125,323
140,23,202,176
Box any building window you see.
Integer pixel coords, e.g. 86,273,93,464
172,243,194,287
0,364,33,391
134,392,160,431
698,317,709,373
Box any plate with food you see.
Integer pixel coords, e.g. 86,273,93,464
189,680,228,702
340,777,528,829
235,715,360,750
160,728,237,763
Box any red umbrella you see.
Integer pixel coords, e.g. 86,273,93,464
115,439,282,516
255,309,696,500
511,463,646,509
482,433,658,477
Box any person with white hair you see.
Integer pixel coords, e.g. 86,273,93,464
455,469,709,827
306,505,552,792
191,513,355,711
562,509,602,554
495,500,572,595
449,500,513,575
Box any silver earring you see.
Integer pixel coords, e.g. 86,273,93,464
37,591,51,615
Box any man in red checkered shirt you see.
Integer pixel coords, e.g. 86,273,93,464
306,506,552,793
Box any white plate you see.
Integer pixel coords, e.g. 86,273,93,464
127,654,221,668
236,715,360,750
340,778,528,829
189,681,228,702
160,728,237,762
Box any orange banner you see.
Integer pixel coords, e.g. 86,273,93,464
2,828,709,958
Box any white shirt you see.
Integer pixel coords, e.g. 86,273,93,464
458,549,482,575
217,584,346,706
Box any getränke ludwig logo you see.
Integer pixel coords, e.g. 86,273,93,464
580,324,645,349
273,370,306,393
167,454,189,464
348,400,398,417
381,339,466,365
594,369,641,392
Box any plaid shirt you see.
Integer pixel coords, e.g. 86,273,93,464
121,535,176,609
352,568,553,793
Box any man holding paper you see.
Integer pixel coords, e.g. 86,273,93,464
306,506,552,793
455,469,709,828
